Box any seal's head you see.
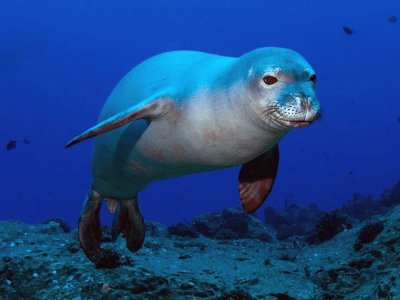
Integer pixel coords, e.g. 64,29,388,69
239,47,321,131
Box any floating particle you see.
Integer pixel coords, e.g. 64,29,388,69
6,140,16,150
342,26,353,35
23,138,31,144
387,16,397,23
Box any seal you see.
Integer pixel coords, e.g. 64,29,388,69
66,47,321,266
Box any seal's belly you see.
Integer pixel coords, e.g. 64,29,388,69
130,115,274,178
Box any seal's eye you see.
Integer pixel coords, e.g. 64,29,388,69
263,75,278,85
310,74,317,83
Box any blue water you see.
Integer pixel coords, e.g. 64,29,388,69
1,0,399,228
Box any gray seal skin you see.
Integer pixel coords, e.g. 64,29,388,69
66,48,321,267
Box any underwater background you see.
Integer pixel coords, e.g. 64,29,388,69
1,0,399,227
1,1,400,299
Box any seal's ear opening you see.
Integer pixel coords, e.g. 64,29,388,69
65,97,173,148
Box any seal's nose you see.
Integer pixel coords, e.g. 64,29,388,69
305,97,321,121
293,95,320,121
293,95,311,112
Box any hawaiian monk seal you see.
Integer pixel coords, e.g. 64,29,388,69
66,48,321,267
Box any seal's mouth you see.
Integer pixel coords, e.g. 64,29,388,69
283,119,314,128
271,118,313,128
262,102,321,130
269,112,320,129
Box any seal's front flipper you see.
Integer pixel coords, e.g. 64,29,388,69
238,145,279,214
78,190,120,268
65,96,174,148
112,197,145,252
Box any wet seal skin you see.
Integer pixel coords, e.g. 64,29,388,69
66,48,321,267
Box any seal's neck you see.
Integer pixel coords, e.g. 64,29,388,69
223,82,290,155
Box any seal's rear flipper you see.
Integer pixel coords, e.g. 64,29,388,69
238,145,279,214
65,96,174,148
111,197,145,252
79,190,120,268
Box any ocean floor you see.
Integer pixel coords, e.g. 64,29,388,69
1,182,400,299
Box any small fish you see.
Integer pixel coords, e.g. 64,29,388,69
348,171,354,175
387,16,397,23
342,26,353,35
6,140,16,150
23,138,31,144
397,116,400,123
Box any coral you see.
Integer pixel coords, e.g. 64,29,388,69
354,221,385,251
307,210,352,244
358,222,385,244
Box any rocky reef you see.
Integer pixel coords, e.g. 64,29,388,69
0,181,399,299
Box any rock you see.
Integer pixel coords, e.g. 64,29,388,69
36,222,66,235
145,221,167,237
94,250,121,269
214,229,238,240
167,223,199,238
216,290,256,300
192,207,276,241
100,226,113,242
42,218,71,233
264,204,325,240
70,229,79,242
2,183,400,299
348,258,374,270
276,224,296,241
264,206,289,227
268,293,296,300
192,212,221,237
340,193,378,220
65,242,80,254
380,181,400,208
339,181,400,220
